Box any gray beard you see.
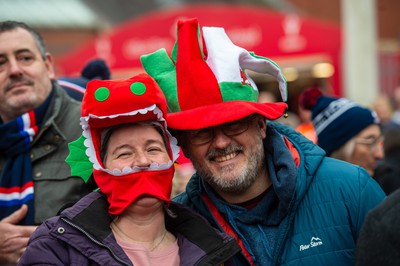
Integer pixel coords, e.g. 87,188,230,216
192,132,265,194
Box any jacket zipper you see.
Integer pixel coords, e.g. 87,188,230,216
198,237,242,265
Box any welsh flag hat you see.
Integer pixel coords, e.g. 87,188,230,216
141,17,288,130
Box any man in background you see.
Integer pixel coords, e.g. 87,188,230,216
0,21,95,264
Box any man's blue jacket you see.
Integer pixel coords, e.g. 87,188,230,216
174,121,386,265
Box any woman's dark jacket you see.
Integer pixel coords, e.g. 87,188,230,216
19,192,240,266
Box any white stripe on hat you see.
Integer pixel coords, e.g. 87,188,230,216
202,26,287,102
313,98,358,135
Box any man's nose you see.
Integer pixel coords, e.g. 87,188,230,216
373,141,384,160
8,58,23,76
210,128,231,148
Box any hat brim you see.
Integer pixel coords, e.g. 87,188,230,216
166,101,288,130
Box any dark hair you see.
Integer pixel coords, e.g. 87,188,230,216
0,20,47,59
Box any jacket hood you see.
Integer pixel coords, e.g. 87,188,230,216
266,121,326,204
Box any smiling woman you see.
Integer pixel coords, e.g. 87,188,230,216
18,73,241,266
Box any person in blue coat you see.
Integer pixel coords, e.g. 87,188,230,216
140,17,386,265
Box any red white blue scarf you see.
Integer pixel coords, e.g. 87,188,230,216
0,92,51,224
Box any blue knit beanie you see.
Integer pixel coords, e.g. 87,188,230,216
300,87,379,156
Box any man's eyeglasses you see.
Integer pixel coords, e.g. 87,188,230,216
186,115,257,145
354,135,384,152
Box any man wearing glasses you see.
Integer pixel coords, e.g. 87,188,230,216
299,86,384,178
141,18,386,266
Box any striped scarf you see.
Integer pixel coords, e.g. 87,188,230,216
0,92,51,224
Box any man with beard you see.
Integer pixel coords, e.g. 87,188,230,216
0,21,95,264
141,18,386,266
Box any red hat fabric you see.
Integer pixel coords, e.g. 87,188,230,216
81,73,180,167
141,17,288,130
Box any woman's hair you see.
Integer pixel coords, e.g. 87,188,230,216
100,120,168,164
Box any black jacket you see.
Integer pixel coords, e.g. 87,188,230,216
19,192,241,265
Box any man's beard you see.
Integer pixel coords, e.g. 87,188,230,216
192,131,265,194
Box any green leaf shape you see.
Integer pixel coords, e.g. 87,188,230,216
65,135,93,183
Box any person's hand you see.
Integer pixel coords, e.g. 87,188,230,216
0,205,37,264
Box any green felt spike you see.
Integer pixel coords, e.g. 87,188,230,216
65,135,93,183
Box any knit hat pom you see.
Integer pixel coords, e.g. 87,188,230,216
299,86,323,110
81,59,111,80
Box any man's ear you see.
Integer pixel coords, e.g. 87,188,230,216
257,116,267,139
44,52,56,80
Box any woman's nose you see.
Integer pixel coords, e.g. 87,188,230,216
133,153,152,168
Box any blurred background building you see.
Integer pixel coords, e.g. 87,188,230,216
1,0,399,111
